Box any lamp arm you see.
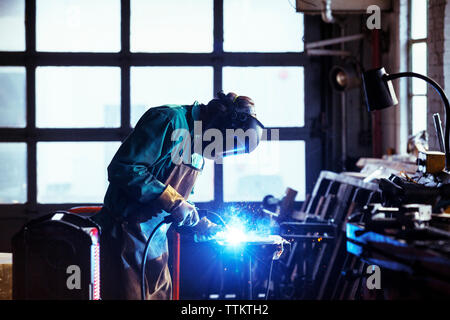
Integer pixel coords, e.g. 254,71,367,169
385,72,450,171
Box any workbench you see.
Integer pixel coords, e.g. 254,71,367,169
346,222,450,298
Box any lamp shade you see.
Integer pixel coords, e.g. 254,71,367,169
362,67,398,112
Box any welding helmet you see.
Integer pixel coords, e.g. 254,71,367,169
202,92,264,159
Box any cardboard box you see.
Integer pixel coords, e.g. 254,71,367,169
0,253,12,300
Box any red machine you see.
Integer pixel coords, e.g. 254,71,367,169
12,210,101,300
12,206,182,300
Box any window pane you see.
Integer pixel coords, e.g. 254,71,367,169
223,67,304,127
36,0,120,52
0,0,25,51
36,67,120,128
0,143,27,203
189,159,214,202
131,0,213,52
411,42,427,95
37,142,120,203
223,141,306,202
224,0,303,52
131,67,213,126
411,0,427,39
0,67,26,127
412,95,427,134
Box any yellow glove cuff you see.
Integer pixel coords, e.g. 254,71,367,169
158,185,184,212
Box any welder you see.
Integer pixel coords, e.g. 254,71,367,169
92,92,264,300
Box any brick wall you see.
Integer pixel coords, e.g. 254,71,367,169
381,0,409,154
427,0,448,150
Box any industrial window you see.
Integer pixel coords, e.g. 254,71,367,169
222,67,306,201
0,0,317,217
409,0,428,135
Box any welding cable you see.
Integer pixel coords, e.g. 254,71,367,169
141,215,173,300
205,210,228,228
265,258,275,300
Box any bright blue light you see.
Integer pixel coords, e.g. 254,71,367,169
213,208,278,247
216,227,246,246
215,216,248,246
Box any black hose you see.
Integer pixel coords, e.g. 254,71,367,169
204,210,228,227
140,211,227,300
141,216,172,300
386,72,450,170
265,258,275,300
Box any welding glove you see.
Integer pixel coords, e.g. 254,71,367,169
170,200,200,227
193,217,223,242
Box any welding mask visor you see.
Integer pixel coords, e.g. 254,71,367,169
202,98,264,159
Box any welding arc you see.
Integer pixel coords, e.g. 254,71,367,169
141,218,171,300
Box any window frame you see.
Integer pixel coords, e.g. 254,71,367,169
407,0,428,135
0,0,323,218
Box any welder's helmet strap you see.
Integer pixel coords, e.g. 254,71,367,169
216,92,262,129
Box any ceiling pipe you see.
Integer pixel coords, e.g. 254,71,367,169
321,0,336,23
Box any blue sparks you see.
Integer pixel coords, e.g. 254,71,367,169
212,207,280,247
